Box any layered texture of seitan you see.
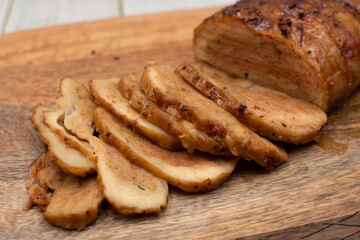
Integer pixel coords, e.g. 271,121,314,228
118,73,230,155
89,77,182,150
94,107,238,192
194,0,360,111
177,63,327,144
59,78,169,214
141,64,287,168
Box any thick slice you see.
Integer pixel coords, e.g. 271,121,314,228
91,138,168,214
89,78,182,150
43,175,103,231
119,74,230,155
141,64,287,168
60,78,169,214
94,107,238,192
31,105,95,177
194,0,360,111
177,63,327,144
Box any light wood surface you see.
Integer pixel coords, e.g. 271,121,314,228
1,7,360,239
0,0,234,35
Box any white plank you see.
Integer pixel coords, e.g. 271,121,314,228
122,0,235,16
0,0,13,35
5,0,121,33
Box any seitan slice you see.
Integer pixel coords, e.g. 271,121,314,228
119,73,230,155
91,138,168,214
94,107,238,192
177,63,327,144
89,77,182,150
31,105,95,177
43,175,103,231
141,64,287,168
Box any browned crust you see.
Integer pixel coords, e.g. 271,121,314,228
118,74,231,155
194,0,360,111
177,64,326,144
140,64,287,168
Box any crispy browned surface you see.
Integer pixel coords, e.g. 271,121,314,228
194,0,360,111
60,78,169,214
89,78,182,150
94,107,238,192
119,73,230,155
43,176,103,231
30,105,95,177
140,64,287,168
177,63,327,144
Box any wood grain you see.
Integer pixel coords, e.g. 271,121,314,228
0,7,360,239
5,0,120,33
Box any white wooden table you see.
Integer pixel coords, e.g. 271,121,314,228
0,0,234,36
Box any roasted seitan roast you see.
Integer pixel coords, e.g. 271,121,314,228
194,0,360,111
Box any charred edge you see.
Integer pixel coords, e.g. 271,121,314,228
278,18,292,38
151,87,194,122
220,3,271,30
237,102,247,116
203,120,227,141
264,155,275,169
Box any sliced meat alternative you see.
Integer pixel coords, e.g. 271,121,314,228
91,138,168,214
89,77,182,151
43,176,103,231
177,63,327,144
43,104,95,162
59,78,169,214
29,152,64,191
94,107,238,192
141,64,287,168
194,0,360,111
119,73,230,155
31,105,95,177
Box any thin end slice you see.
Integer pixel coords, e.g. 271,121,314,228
119,73,231,155
89,77,182,151
177,63,327,144
31,105,95,177
43,175,103,231
94,107,238,192
29,152,64,191
141,64,287,168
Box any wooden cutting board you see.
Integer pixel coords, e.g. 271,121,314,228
1,7,360,240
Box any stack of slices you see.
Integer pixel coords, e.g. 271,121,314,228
27,62,327,230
